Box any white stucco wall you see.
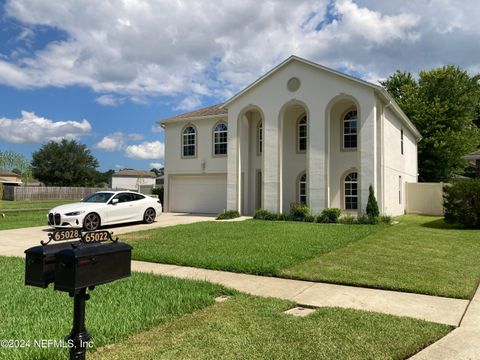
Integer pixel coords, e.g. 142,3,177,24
382,107,418,216
226,60,377,214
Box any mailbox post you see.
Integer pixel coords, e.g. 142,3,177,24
25,229,132,360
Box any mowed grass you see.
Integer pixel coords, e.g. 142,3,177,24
0,200,72,230
92,295,451,360
282,215,480,299
0,256,233,360
126,220,383,275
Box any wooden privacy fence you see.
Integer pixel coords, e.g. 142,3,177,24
406,182,445,216
3,186,111,201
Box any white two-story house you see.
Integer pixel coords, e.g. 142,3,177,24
159,56,420,216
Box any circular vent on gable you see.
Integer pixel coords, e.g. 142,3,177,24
287,77,301,92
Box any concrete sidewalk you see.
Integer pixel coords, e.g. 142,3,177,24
131,260,469,327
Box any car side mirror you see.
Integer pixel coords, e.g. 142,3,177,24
111,199,119,205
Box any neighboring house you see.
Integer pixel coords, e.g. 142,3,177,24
159,56,421,216
464,149,480,178
156,175,164,187
0,170,22,185
109,169,157,193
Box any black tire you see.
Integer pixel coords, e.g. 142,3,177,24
143,208,156,224
83,213,101,231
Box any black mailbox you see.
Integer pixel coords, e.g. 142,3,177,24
25,241,79,288
53,242,132,292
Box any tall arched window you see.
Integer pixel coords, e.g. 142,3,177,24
298,172,307,204
343,110,357,149
257,120,263,155
298,115,307,152
213,122,228,156
344,172,358,210
182,125,196,157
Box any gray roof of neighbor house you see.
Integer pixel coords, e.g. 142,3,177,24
158,55,421,140
464,149,480,160
159,103,226,125
112,170,157,178
0,170,20,177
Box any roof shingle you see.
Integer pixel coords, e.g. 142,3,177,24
160,103,227,123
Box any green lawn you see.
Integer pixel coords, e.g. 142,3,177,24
0,200,71,230
126,216,480,299
0,256,451,360
0,256,233,360
91,295,451,360
282,215,480,299
126,220,383,275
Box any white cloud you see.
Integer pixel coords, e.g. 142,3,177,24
125,140,164,160
151,125,163,133
95,132,144,151
95,94,124,106
0,0,479,106
0,110,91,144
149,162,163,169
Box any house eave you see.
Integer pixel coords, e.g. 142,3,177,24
159,113,227,126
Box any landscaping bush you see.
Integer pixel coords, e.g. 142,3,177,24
254,209,278,221
366,185,379,219
151,186,164,204
444,180,480,228
380,215,392,224
304,214,316,222
289,203,311,221
317,208,341,223
277,213,292,221
216,210,241,220
339,215,357,224
357,214,379,224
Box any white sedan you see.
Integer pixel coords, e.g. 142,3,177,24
47,191,162,231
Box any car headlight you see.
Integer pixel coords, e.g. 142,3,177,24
64,210,85,216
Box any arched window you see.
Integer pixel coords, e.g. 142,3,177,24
344,172,358,210
213,122,228,155
298,115,307,152
182,125,196,157
343,110,357,149
257,120,263,155
298,172,307,204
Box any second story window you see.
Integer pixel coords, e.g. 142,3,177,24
401,129,404,155
257,120,263,155
213,122,228,156
343,110,358,149
298,115,307,152
182,125,196,157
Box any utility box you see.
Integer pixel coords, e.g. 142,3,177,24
53,242,132,292
25,242,79,288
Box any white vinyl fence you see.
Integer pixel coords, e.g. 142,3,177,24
3,186,110,201
405,182,445,216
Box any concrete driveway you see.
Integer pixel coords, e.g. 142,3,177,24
0,212,218,257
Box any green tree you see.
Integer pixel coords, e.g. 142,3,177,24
0,150,32,185
381,66,480,181
366,185,379,218
31,139,100,186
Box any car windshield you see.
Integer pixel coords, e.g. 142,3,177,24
81,192,114,203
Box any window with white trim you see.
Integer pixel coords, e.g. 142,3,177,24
213,122,228,155
343,110,358,149
344,172,358,210
182,126,196,157
298,115,307,152
298,172,307,204
257,121,263,155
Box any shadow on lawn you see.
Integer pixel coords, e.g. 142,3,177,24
420,218,476,231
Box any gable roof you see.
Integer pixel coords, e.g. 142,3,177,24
160,103,227,125
0,170,20,177
112,169,156,178
159,55,421,140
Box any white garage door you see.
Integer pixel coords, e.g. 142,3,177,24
170,175,227,213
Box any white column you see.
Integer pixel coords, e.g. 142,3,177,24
359,98,377,213
262,109,280,212
227,111,239,212
308,102,327,213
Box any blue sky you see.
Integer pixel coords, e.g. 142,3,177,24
0,0,478,171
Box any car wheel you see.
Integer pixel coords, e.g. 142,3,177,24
83,213,101,231
143,208,156,224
